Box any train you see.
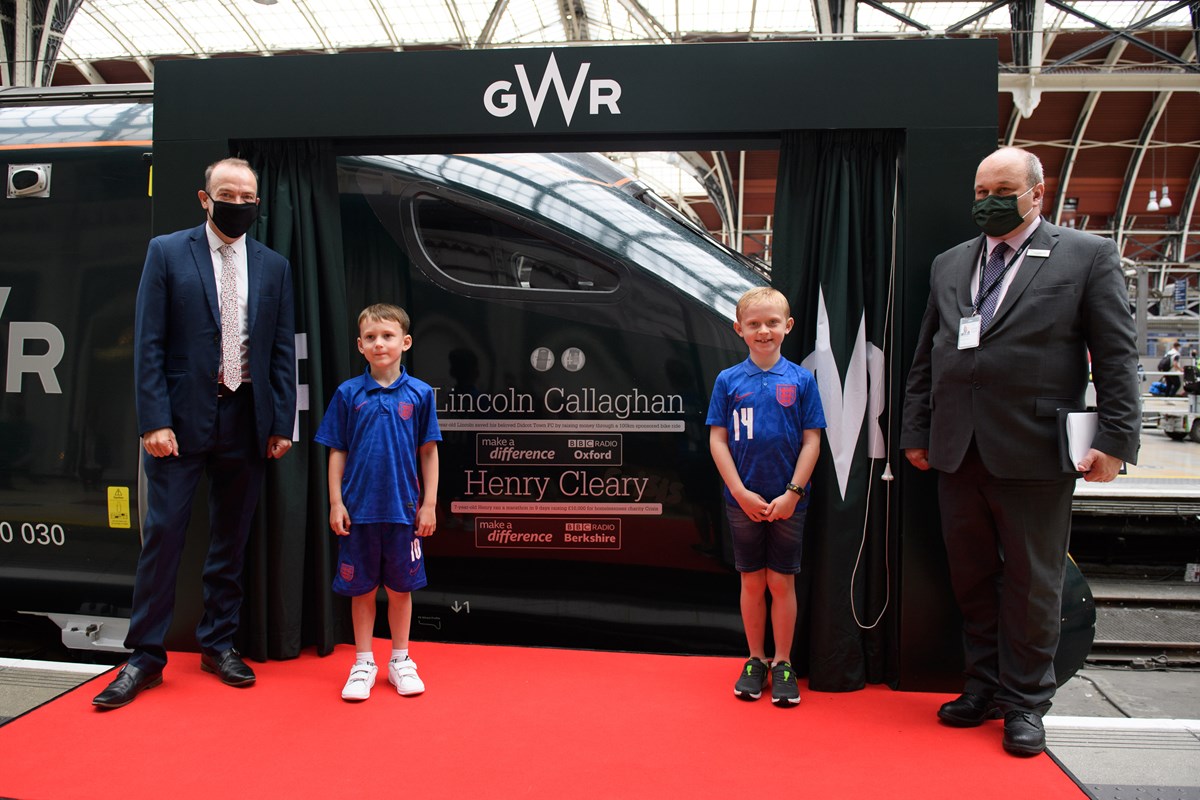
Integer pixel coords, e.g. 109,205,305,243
2,88,1102,686
0,88,766,657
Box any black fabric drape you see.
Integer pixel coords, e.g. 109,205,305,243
772,129,901,691
234,139,352,660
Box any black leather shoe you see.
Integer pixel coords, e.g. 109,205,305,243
200,648,256,686
937,692,1001,727
1003,710,1046,756
92,664,163,709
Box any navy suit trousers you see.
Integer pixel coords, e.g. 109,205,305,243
126,387,265,672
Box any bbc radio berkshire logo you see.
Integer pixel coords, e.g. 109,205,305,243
483,53,622,127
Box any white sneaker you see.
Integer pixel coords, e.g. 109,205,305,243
388,657,424,696
341,661,377,701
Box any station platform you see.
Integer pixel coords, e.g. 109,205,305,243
1071,418,1200,515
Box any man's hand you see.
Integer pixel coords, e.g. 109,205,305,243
267,435,292,459
1077,448,1122,482
904,448,930,471
143,428,178,457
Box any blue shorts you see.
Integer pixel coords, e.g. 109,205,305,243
333,522,428,597
725,503,806,574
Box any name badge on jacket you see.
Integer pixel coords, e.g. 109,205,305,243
959,315,981,349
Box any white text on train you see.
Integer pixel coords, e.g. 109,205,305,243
484,53,622,126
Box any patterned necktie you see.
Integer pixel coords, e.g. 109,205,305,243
218,244,242,391
978,241,1010,332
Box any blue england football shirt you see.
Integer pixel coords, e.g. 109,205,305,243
705,356,825,505
315,367,442,524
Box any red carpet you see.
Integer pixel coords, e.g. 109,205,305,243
0,642,1083,799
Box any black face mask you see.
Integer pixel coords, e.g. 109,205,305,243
972,187,1034,237
206,195,259,239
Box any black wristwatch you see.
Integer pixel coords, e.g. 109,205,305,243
786,482,806,498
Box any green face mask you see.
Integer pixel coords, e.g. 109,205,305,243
972,186,1034,237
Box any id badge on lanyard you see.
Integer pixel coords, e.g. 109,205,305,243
958,315,981,349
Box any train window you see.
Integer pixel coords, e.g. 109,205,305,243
412,193,619,293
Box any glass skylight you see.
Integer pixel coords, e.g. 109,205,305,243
56,0,1200,62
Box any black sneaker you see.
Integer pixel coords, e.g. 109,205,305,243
770,661,800,706
734,657,768,700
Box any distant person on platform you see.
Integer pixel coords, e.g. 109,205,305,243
901,147,1140,755
707,287,825,707
94,157,296,709
1161,340,1182,397
315,304,441,702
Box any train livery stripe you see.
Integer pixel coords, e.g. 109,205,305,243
0,140,152,150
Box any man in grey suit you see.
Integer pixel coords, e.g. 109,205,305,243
901,147,1140,756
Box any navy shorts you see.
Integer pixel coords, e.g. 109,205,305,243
725,503,806,574
333,522,428,597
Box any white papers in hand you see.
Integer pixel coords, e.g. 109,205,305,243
1066,411,1098,467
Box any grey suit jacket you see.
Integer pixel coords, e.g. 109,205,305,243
901,219,1140,480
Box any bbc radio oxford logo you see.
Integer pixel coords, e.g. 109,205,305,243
483,53,622,127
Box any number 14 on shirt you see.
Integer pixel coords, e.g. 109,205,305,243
731,407,755,441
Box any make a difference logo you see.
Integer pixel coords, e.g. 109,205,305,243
483,53,622,126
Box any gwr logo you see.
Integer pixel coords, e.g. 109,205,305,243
0,286,64,394
484,53,622,127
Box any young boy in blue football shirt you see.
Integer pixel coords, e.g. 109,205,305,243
706,287,825,706
315,303,441,701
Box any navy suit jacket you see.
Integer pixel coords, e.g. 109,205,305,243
901,220,1140,480
134,223,296,455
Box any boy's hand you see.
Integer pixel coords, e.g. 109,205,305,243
734,488,770,522
764,491,800,521
415,504,436,537
329,503,351,536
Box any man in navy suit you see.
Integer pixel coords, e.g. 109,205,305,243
94,158,296,709
901,147,1139,755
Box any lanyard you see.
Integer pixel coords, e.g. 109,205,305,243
972,236,1035,315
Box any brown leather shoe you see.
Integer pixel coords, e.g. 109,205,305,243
937,692,1001,727
92,664,163,709
200,648,256,686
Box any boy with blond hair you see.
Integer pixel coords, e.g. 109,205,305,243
315,303,440,701
706,287,825,705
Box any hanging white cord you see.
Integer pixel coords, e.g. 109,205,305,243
850,154,900,630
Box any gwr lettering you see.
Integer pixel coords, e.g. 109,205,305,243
483,53,622,127
1,287,66,394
